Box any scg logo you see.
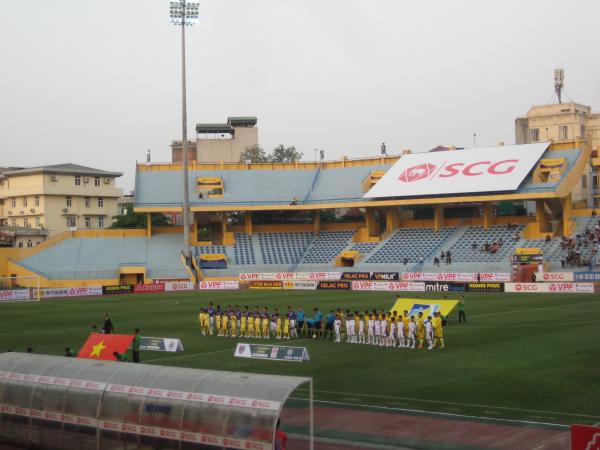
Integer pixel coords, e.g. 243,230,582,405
398,163,436,183
398,159,518,183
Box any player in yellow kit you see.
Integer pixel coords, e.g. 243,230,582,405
222,311,229,337
283,313,290,339
197,309,206,335
240,309,248,338
417,312,425,349
275,309,283,339
215,308,222,337
432,312,445,349
254,309,262,338
402,310,410,339
261,309,270,339
230,316,237,338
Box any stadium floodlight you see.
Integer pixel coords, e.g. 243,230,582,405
169,1,199,260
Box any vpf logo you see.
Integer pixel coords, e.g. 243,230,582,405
398,163,436,183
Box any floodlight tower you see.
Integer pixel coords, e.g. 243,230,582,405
554,68,564,104
170,1,199,260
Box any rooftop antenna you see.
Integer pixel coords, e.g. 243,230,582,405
146,149,151,163
554,68,564,104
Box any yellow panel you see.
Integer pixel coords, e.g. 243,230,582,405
539,158,566,168
392,298,459,318
515,247,542,255
200,253,226,261
340,250,359,258
197,176,223,185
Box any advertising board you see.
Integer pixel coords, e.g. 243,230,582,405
198,280,239,290
365,143,549,198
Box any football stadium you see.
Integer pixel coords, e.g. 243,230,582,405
1,136,600,449
2,2,600,450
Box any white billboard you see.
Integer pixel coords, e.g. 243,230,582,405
365,143,549,198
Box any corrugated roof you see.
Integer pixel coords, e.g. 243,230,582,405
3,163,122,177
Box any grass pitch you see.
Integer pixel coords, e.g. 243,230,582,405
1,290,599,426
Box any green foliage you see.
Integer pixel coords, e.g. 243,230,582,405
239,144,303,163
239,145,269,163
111,209,171,228
269,144,303,163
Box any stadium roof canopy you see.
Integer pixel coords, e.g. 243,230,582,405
0,352,312,450
2,163,122,178
134,144,589,212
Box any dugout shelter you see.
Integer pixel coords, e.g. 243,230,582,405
0,352,313,450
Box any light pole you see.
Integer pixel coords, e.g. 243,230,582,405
170,1,199,260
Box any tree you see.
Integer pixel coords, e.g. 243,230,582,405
269,144,303,163
239,145,269,163
111,209,171,228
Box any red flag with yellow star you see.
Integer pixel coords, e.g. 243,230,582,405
77,333,135,361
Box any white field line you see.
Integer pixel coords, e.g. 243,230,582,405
470,300,600,319
288,397,570,429
292,388,600,420
456,320,600,328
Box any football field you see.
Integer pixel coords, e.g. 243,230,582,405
2,289,599,431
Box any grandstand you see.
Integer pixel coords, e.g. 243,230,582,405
1,141,597,286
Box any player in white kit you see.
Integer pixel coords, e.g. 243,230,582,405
389,317,396,347
358,314,366,344
425,316,434,350
347,314,356,343
396,316,405,348
408,316,417,349
367,314,375,344
378,316,387,347
334,316,342,343
373,315,381,346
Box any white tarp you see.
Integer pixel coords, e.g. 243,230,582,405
365,143,549,198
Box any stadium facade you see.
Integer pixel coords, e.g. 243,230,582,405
1,133,597,288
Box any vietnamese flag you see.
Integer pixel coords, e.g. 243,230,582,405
77,333,135,361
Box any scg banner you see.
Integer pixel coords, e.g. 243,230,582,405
505,283,594,293
164,281,195,292
198,280,239,290
539,272,574,282
365,143,549,198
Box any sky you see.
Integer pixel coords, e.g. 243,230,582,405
1,0,599,192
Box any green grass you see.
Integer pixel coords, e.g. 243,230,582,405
1,290,599,426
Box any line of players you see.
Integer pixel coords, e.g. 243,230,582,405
197,303,446,349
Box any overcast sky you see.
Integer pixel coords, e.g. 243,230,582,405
1,0,599,192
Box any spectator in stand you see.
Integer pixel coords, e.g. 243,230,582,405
433,256,440,266
446,251,451,265
440,250,445,260
403,257,408,265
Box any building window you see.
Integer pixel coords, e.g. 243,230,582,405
593,175,598,189
580,125,586,138
559,126,568,140
85,217,91,228
22,197,27,207
85,197,90,208
98,217,104,228
11,219,16,227
582,175,587,189
18,242,23,248
98,197,104,207
94,177,100,186
23,218,29,228
67,217,76,228
11,198,16,208
27,240,33,248
66,196,72,207
34,196,39,207
530,128,539,142
35,217,41,228
75,176,81,186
